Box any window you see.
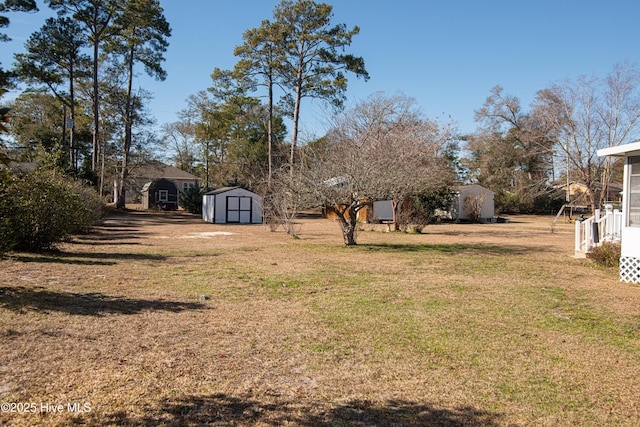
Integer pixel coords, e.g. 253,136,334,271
628,155,640,227
183,182,195,192
158,190,169,202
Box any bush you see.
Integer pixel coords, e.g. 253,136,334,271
179,185,205,214
0,170,104,252
0,175,14,254
397,187,453,233
587,242,621,268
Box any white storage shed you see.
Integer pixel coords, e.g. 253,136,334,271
202,187,263,224
453,184,495,221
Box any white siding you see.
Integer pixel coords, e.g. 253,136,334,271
456,185,495,220
202,188,262,224
202,194,215,222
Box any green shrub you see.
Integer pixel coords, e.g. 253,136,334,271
1,170,104,252
587,242,621,268
397,187,453,233
0,175,15,254
179,185,205,214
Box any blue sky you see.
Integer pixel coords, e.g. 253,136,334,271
3,0,640,139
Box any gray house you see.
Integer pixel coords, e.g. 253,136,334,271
115,160,201,207
141,178,179,210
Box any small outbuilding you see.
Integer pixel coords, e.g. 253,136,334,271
452,184,495,222
141,178,179,210
202,187,263,224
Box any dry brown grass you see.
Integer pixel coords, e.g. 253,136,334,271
1,209,639,426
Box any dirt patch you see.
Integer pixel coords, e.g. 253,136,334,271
181,231,236,238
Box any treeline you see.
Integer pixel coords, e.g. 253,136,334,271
1,0,170,208
2,0,370,198
3,1,640,249
463,63,640,214
161,0,368,194
0,0,170,251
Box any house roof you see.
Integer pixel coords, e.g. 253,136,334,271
598,141,640,157
555,181,623,192
1,161,38,172
132,160,201,181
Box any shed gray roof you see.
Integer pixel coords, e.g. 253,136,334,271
204,186,240,196
454,184,495,195
203,187,262,197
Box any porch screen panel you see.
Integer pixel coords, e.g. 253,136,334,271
629,155,640,227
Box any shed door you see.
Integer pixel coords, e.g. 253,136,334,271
227,196,252,223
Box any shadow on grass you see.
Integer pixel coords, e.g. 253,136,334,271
72,225,151,245
71,239,143,247
105,394,503,426
0,286,207,316
101,209,203,227
65,209,201,244
75,229,148,241
359,242,527,255
10,251,166,266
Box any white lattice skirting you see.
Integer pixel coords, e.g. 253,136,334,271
620,257,640,283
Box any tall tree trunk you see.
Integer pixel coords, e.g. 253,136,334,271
91,40,100,172
116,150,128,209
205,140,210,189
116,45,135,210
61,104,67,160
68,65,76,172
290,69,303,170
267,72,274,189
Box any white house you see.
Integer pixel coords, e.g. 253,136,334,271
452,184,495,222
598,141,640,283
202,187,263,224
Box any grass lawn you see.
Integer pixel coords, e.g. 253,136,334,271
1,209,639,426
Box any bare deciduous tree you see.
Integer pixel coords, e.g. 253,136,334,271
161,121,198,174
531,62,640,211
463,193,486,223
466,85,556,212
278,93,454,245
263,165,303,237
